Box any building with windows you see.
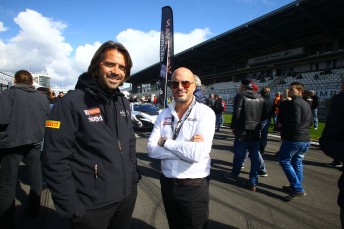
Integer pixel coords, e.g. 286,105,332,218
0,72,13,92
32,72,50,88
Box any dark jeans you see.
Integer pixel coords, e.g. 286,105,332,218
0,143,42,228
160,175,209,229
72,184,137,229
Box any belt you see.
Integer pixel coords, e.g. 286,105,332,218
164,176,208,186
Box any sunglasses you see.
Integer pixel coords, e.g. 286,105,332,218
170,80,194,89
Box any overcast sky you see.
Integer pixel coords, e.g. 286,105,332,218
0,0,294,90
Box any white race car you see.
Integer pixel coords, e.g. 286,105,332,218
130,102,160,130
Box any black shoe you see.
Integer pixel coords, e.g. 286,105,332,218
285,191,306,201
247,183,257,192
258,171,268,177
282,185,292,194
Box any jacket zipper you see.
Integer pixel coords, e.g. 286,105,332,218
94,164,98,201
118,139,126,195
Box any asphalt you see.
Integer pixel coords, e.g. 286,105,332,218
13,127,342,229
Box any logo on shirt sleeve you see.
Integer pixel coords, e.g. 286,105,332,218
163,116,172,125
46,120,61,129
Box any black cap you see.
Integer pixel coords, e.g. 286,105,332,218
241,78,253,89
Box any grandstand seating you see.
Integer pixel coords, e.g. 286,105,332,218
205,68,344,102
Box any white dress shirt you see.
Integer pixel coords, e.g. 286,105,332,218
147,97,215,179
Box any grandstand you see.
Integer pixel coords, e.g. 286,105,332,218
127,0,344,120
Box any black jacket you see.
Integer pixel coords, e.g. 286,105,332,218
213,98,224,114
279,96,312,141
43,73,139,220
261,93,274,120
0,84,50,148
319,92,344,209
230,90,265,140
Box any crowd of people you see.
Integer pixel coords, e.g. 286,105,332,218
0,40,343,229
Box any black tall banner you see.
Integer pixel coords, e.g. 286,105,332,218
158,6,174,108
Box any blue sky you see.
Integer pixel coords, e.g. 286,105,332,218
0,0,294,90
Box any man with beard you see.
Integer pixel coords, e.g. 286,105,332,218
147,67,215,229
43,41,140,229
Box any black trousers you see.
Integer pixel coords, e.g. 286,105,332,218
0,144,42,228
72,184,137,229
160,175,209,229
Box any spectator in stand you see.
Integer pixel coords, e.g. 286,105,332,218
47,89,57,105
252,83,259,92
193,75,207,104
303,90,313,108
273,92,281,130
58,91,64,99
241,85,272,177
37,87,56,108
206,93,214,108
310,90,319,130
319,83,344,228
278,82,312,201
213,94,225,132
260,87,274,155
274,88,293,157
225,78,266,191
0,70,50,228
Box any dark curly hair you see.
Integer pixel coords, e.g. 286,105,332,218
87,41,133,85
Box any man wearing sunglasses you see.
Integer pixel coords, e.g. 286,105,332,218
147,67,215,229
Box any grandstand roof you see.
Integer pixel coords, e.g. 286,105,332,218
127,0,344,86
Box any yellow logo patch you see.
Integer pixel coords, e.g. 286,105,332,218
46,120,61,129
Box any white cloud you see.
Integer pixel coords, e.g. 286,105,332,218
117,28,211,74
0,21,8,32
0,9,211,90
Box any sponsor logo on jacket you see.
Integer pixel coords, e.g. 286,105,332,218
84,107,103,123
46,120,61,129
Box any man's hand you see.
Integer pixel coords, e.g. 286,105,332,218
158,137,167,147
191,134,204,142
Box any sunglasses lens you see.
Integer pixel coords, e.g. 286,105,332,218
170,81,192,89
181,81,191,88
171,81,179,89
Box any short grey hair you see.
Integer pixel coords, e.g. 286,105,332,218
194,75,202,86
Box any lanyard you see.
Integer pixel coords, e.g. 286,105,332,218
171,100,196,140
